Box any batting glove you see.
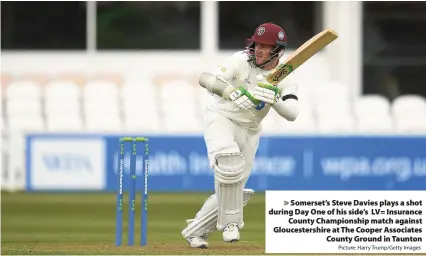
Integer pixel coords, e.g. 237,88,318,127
253,75,282,105
229,86,260,110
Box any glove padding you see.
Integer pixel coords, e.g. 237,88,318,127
229,86,260,110
253,76,282,105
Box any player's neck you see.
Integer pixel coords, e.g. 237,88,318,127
262,59,279,71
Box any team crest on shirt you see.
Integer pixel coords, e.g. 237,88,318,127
257,27,266,36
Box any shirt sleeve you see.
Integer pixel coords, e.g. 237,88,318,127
276,73,298,99
272,73,299,121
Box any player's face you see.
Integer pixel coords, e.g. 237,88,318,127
255,43,274,64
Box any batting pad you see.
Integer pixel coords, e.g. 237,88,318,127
212,153,245,230
182,194,217,238
216,179,245,230
182,189,254,239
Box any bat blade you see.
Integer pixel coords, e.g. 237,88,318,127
266,29,338,85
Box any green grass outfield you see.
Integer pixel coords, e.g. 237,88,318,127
1,192,266,255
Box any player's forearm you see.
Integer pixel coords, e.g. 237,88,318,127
272,95,299,121
199,73,235,100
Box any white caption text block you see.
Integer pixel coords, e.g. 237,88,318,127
266,190,426,254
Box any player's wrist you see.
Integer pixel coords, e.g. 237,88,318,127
222,85,235,100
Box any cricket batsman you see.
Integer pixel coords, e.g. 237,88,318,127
182,23,300,248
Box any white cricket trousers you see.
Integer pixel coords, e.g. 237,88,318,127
203,108,261,185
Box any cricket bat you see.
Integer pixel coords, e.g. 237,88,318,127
266,28,338,85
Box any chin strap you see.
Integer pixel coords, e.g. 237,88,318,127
256,56,275,69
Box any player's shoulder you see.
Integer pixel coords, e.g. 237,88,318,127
231,50,250,60
225,50,250,65
276,71,298,90
217,50,252,75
